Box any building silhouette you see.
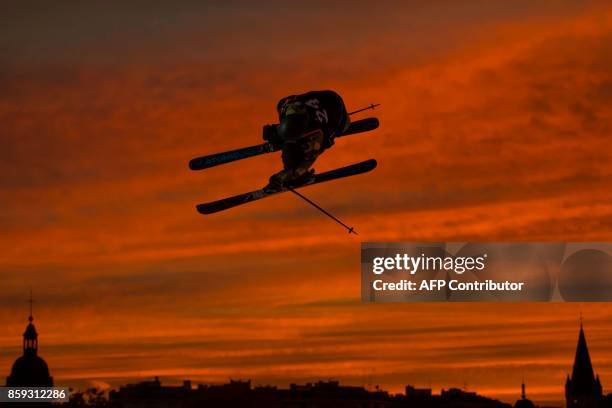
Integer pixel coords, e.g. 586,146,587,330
513,381,536,408
565,322,602,408
5,295,53,387
106,377,512,408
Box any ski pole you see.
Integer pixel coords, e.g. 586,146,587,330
348,103,380,116
288,188,358,235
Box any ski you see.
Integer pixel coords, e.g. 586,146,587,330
196,159,377,214
188,117,379,171
189,143,271,171
340,117,379,137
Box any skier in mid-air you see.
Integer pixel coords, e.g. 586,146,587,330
262,90,350,191
189,90,379,233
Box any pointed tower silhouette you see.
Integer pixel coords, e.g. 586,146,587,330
5,292,53,387
565,320,602,408
513,379,535,408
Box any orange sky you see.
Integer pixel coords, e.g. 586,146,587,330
1,1,612,405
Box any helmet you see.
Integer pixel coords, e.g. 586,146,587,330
277,113,309,141
277,107,309,141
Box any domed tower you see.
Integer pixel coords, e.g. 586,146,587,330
5,294,53,387
513,380,536,408
565,320,602,408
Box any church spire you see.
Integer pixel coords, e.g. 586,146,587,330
23,290,38,355
571,322,595,389
28,288,34,322
566,318,603,408
513,378,535,408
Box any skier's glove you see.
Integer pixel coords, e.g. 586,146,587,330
262,124,282,148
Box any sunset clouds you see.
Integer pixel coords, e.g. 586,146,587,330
1,1,612,404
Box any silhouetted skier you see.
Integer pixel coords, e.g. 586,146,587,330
189,90,380,233
262,90,350,190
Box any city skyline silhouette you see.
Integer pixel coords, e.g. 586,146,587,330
2,301,610,407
